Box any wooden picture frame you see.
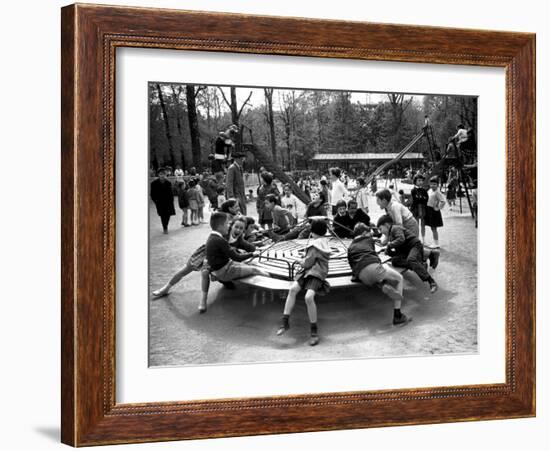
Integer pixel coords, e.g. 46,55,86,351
61,3,536,446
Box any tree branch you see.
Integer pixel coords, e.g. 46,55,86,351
218,87,231,109
237,91,254,118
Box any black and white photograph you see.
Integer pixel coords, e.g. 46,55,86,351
147,83,478,367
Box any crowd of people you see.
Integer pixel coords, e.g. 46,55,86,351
151,148,456,346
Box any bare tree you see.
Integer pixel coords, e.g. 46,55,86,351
218,86,253,152
169,85,190,169
155,83,176,168
263,88,278,163
185,84,206,171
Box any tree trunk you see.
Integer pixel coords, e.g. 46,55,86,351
264,89,278,163
185,85,202,171
170,85,188,170
155,83,176,168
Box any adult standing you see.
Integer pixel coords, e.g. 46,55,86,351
226,149,247,215
329,167,348,216
355,177,370,215
150,168,176,234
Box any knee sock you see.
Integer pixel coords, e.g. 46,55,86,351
310,322,318,335
281,314,289,328
393,308,402,319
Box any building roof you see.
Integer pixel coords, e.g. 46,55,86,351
312,152,425,161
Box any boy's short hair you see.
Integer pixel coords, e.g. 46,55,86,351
376,214,394,228
216,186,225,194
429,176,439,183
353,222,370,237
320,179,328,186
157,168,166,175
336,200,347,209
283,183,291,190
348,199,358,208
413,174,425,184
265,193,278,204
244,216,256,227
260,171,273,185
329,167,341,178
357,177,366,186
188,179,196,188
210,211,227,230
310,218,328,237
219,198,237,213
375,189,392,202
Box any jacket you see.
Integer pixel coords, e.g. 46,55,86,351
150,178,175,217
386,224,421,255
296,237,331,281
347,235,381,278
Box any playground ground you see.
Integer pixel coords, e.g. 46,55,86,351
148,180,478,367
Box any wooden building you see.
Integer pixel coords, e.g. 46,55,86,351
312,152,425,173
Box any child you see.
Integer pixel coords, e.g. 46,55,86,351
276,219,331,346
333,200,353,238
425,176,446,248
219,198,241,219
216,186,226,211
376,188,419,238
206,212,270,286
377,214,438,293
256,171,280,229
446,174,458,209
176,181,190,227
410,174,429,242
152,213,260,312
305,191,327,218
347,222,409,325
195,176,206,223
186,179,200,225
347,199,371,231
282,184,300,226
263,194,291,237
243,216,265,245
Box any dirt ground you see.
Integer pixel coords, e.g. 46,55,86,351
148,181,478,367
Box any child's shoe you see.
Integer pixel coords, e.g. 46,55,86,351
309,333,320,346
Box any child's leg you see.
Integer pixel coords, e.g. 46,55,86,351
198,268,210,313
277,282,301,335
181,208,188,225
420,218,426,242
431,227,439,246
152,262,193,297
283,282,301,316
304,289,318,324
380,266,404,307
305,289,320,346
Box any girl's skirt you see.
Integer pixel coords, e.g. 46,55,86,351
295,273,330,296
425,206,443,228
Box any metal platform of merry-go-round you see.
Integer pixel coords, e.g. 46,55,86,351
238,235,397,291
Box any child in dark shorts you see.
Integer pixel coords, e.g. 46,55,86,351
276,219,331,346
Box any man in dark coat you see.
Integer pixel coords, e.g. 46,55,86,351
150,168,175,234
226,150,247,215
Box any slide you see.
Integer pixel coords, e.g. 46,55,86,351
364,129,426,186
